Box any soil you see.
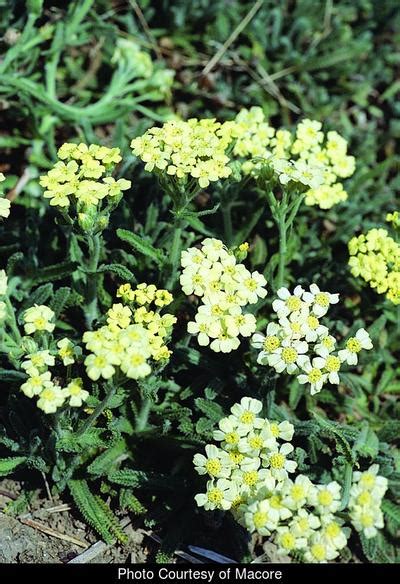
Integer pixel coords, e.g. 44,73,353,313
0,479,148,563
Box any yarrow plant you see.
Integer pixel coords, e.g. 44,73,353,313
0,100,398,564
251,284,373,395
180,238,267,352
194,398,388,563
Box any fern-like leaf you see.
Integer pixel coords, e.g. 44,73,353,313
0,456,27,476
119,489,147,515
68,479,115,543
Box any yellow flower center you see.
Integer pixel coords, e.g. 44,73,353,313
241,411,255,424
325,522,340,538
269,453,285,469
325,356,340,372
322,337,334,349
249,435,264,449
298,518,309,531
129,353,145,366
286,296,302,311
225,432,239,445
282,347,297,364
264,336,281,351
253,511,268,529
207,488,223,504
41,388,55,401
270,495,282,509
307,316,319,329
270,423,279,437
357,491,372,506
346,337,362,353
94,355,107,367
31,355,44,367
243,471,258,486
318,490,333,506
229,450,244,464
31,376,42,386
291,485,305,501
69,384,81,396
308,368,322,383
315,292,329,307
290,322,302,334
280,532,296,550
361,513,374,527
205,458,222,476
360,473,375,488
311,543,326,561
245,278,258,291
34,317,47,329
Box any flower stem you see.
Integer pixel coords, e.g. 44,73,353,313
84,232,101,330
276,213,287,290
77,382,116,437
136,397,151,432
5,296,21,343
166,220,183,289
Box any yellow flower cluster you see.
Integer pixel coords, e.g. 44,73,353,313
180,238,267,353
194,397,352,563
130,118,233,188
194,398,388,562
231,108,355,209
116,282,176,361
20,346,87,414
83,283,176,380
39,143,131,209
348,228,400,305
349,464,388,539
0,172,11,219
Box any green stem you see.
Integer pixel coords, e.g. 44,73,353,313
136,398,152,432
5,296,21,343
276,213,287,290
77,382,116,437
84,233,101,330
166,219,184,289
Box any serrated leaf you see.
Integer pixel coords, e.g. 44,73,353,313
21,283,53,311
31,261,78,285
0,456,27,476
50,287,71,318
98,263,135,282
195,398,224,422
117,228,165,265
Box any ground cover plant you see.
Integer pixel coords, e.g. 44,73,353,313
0,0,399,564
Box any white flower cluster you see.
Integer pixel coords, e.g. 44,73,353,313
251,284,373,395
349,464,388,539
194,398,389,562
20,344,87,414
180,238,267,353
194,397,349,563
